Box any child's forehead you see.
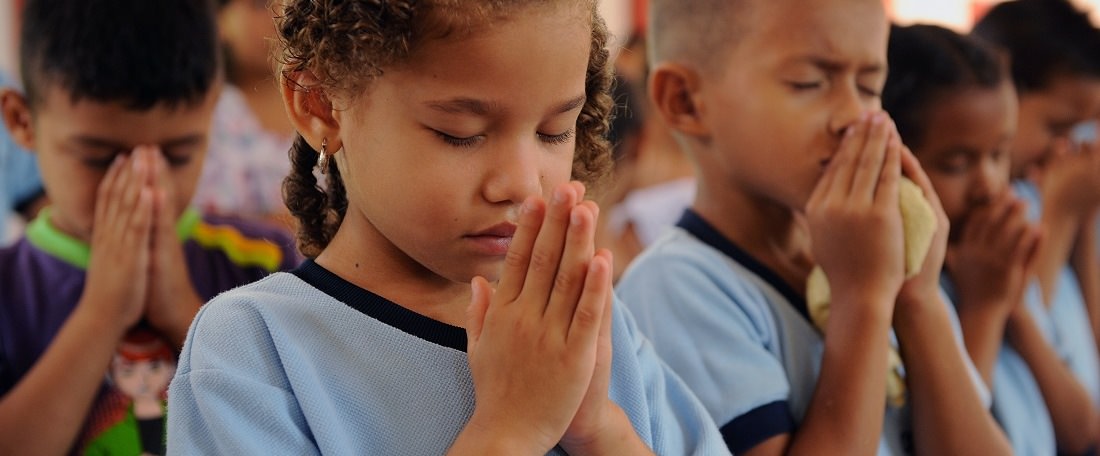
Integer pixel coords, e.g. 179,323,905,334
1023,74,1100,119
736,0,887,63
32,85,217,150
36,83,217,123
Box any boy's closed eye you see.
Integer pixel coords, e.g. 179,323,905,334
786,79,882,98
70,135,204,168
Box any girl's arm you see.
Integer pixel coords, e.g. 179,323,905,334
1071,210,1100,350
894,294,1012,455
1033,141,1100,308
1007,302,1100,454
946,191,1040,387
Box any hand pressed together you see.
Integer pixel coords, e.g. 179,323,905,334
947,190,1040,313
806,113,906,325
456,182,650,455
79,146,200,346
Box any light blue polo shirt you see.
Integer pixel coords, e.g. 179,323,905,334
617,209,987,454
1014,179,1100,407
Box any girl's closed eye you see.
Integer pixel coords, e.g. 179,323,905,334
433,129,484,148
538,128,575,146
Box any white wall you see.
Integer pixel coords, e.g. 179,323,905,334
600,0,635,59
891,0,975,30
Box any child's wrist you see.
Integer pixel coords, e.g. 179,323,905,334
829,289,897,322
560,405,651,456
896,283,940,307
452,410,556,456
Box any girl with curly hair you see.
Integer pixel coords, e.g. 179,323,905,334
166,1,726,454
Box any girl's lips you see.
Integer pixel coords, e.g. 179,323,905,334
470,222,517,238
466,235,513,256
465,222,517,256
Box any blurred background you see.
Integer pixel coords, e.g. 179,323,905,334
3,0,1100,78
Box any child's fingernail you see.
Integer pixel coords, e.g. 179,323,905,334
552,187,568,205
571,208,583,227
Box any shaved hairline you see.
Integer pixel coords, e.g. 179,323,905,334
647,0,750,72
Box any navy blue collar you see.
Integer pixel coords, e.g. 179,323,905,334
675,209,811,322
292,259,468,352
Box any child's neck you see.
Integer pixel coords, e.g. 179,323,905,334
693,184,815,293
315,213,471,328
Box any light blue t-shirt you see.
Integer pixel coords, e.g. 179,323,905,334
616,210,988,455
941,276,1057,455
0,72,43,244
1015,180,1100,407
167,259,730,455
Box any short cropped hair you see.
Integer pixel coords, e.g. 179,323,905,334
647,0,748,71
20,0,221,110
973,0,1100,93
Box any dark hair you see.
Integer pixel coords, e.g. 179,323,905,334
647,0,748,73
20,0,221,111
973,0,1100,93
883,24,1007,149
277,1,614,258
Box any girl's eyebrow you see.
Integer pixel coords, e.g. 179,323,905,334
426,98,500,116
424,94,586,116
552,95,587,115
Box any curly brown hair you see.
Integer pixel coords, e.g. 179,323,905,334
277,0,614,258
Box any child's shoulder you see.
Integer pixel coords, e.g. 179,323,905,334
623,226,731,277
191,271,314,334
619,222,770,305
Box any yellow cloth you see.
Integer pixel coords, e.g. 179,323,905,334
806,177,936,407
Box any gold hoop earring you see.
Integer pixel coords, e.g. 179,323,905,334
317,138,330,175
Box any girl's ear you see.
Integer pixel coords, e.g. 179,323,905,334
281,70,344,152
649,63,710,138
0,89,36,152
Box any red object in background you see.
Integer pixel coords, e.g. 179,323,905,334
633,0,647,36
971,1,996,22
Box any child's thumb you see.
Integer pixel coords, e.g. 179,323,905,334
466,277,492,349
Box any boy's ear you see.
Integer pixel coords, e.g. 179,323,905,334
0,89,36,152
649,63,709,138
281,70,343,152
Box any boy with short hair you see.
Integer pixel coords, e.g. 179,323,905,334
618,0,1010,454
0,0,297,453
